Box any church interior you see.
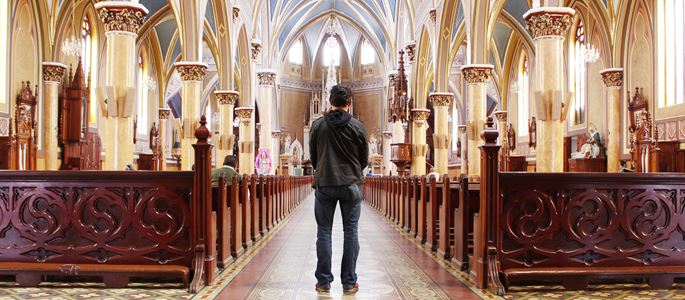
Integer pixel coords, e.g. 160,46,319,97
1,0,685,299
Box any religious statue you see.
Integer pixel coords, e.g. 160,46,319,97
571,124,603,159
507,124,516,152
528,117,537,149
369,135,379,155
284,134,292,153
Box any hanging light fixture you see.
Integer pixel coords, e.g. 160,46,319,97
61,3,83,57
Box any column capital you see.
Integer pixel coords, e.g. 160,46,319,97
493,110,508,122
174,62,208,81
428,92,453,107
215,90,239,105
411,108,431,126
460,64,494,84
235,107,254,120
271,131,282,138
405,41,417,63
523,7,575,39
382,131,393,139
257,69,277,86
42,62,67,83
458,125,467,134
158,108,171,120
600,68,624,87
95,1,148,34
251,39,262,61
232,5,240,22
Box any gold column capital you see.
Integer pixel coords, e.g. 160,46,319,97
523,7,575,39
460,64,494,84
600,68,624,87
158,108,171,120
494,110,508,122
235,107,254,125
233,5,240,22
428,92,453,107
95,2,148,34
215,90,239,105
257,70,277,86
382,131,393,140
458,125,467,134
271,131,282,138
174,62,208,81
251,39,263,61
42,62,67,83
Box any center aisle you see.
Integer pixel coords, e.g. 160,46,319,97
215,192,481,300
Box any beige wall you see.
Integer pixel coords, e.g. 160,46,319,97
280,88,309,143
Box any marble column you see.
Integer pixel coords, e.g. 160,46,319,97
235,107,255,175
41,62,67,170
158,108,171,170
461,64,494,179
175,62,208,170
382,131,393,175
411,109,430,176
600,68,623,172
256,70,276,171
429,92,453,175
271,131,281,173
95,1,148,170
458,125,467,175
215,90,238,161
524,7,575,172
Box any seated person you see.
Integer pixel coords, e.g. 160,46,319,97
619,160,633,172
211,155,240,186
571,132,601,159
427,167,441,181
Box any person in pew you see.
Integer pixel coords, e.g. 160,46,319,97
620,159,634,172
427,167,440,181
211,155,240,187
310,84,368,295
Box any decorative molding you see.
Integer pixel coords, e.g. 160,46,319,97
251,39,262,61
405,41,416,63
428,92,453,107
158,108,171,120
382,131,393,139
494,110,508,122
235,107,254,126
600,68,624,87
232,5,240,22
0,117,8,137
42,62,67,82
523,7,575,39
429,8,437,24
411,108,431,126
215,90,239,105
257,70,276,86
174,62,208,81
271,131,282,138
279,78,385,92
457,125,467,134
95,2,148,34
461,64,494,84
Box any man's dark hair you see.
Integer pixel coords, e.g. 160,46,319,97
223,155,237,167
620,159,627,167
329,85,353,107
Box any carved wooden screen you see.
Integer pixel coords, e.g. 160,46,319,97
497,173,685,273
0,171,194,267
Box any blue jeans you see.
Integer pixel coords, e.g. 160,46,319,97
314,184,362,285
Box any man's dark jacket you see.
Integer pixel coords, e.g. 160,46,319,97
310,109,368,187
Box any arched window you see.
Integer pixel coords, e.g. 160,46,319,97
517,54,529,136
324,35,341,67
81,16,97,126
658,0,685,107
289,39,303,65
569,20,586,125
136,54,148,133
360,39,375,65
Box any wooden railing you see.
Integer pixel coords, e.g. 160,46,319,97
363,118,685,295
0,116,312,292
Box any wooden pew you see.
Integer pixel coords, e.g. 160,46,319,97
409,176,419,237
250,175,260,241
425,177,439,251
451,175,479,272
416,176,427,244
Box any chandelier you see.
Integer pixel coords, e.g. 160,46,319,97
61,36,83,58
510,80,520,94
580,43,600,63
145,75,157,91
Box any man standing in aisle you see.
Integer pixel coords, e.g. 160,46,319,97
310,85,368,294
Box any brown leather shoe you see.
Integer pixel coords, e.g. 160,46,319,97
343,283,359,294
316,282,331,293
